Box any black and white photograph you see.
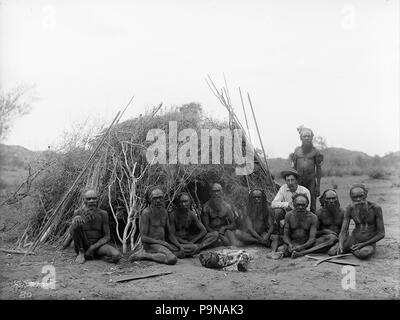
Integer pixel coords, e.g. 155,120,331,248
0,0,399,305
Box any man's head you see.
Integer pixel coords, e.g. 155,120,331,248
178,193,191,210
149,187,164,208
320,189,340,209
280,169,299,192
84,189,98,210
210,183,223,199
349,184,368,205
298,127,314,146
293,193,309,213
251,189,263,205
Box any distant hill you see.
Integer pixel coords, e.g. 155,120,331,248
267,147,399,178
1,143,399,178
0,144,42,169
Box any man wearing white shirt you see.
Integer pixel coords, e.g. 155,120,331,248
271,168,311,212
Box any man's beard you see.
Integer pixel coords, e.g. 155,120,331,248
326,202,339,213
177,206,189,215
209,198,224,212
151,205,167,216
83,207,97,223
353,202,369,221
251,203,263,218
302,143,313,152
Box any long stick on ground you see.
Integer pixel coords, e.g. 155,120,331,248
247,93,276,193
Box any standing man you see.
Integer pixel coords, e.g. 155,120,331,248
169,193,219,255
278,193,318,258
68,189,122,264
129,187,185,265
291,127,323,213
201,183,238,247
337,184,385,259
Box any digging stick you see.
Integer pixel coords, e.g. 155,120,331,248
247,93,276,192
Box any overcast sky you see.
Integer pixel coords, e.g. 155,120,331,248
1,0,398,158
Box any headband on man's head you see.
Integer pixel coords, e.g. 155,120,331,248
319,188,338,206
349,183,368,196
146,186,164,202
297,126,314,137
292,193,309,205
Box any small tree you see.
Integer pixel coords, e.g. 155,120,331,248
313,135,328,150
0,85,35,141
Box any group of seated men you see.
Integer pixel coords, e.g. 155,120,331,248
66,168,385,265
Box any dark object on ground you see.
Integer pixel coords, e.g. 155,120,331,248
305,254,359,266
114,271,173,283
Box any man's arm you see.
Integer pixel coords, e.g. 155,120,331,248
338,206,351,253
219,206,236,234
353,206,385,249
190,213,207,244
264,209,274,241
303,187,312,211
201,206,214,233
87,211,111,252
282,213,292,247
166,217,184,251
271,186,290,209
315,153,323,197
296,215,317,251
245,216,263,242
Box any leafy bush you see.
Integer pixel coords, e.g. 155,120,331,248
367,167,387,180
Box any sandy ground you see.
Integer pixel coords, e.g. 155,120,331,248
1,176,399,300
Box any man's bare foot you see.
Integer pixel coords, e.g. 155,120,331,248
291,251,303,259
267,252,283,260
75,253,86,264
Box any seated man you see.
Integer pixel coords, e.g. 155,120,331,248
68,190,122,264
271,168,311,226
169,193,219,256
234,189,271,247
287,189,344,257
201,183,238,247
278,193,318,258
337,184,385,260
129,187,185,265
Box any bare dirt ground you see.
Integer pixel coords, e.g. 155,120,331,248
1,175,399,300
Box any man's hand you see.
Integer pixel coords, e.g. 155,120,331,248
177,247,185,258
288,243,295,252
219,227,226,235
351,243,365,252
85,245,95,259
337,242,344,254
72,215,84,227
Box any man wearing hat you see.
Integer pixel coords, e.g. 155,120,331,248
271,168,311,212
270,169,311,248
290,127,323,213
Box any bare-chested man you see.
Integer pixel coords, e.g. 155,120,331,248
290,189,344,257
201,183,238,247
337,184,385,259
68,190,122,264
234,189,271,247
169,193,219,255
278,193,318,258
129,187,185,265
291,127,323,213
